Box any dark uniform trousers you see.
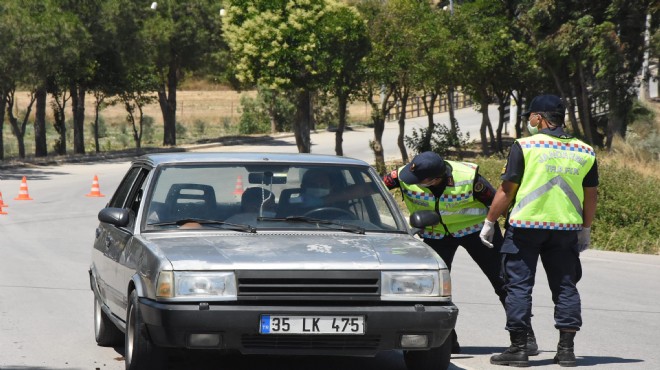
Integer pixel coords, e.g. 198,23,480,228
501,227,583,332
424,223,507,306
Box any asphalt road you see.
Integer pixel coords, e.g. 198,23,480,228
1,108,659,369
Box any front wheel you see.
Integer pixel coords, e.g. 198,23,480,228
404,334,452,370
125,290,165,370
94,296,123,347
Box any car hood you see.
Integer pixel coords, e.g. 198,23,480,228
141,232,444,271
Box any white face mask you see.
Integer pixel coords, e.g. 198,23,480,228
527,121,539,135
305,187,330,197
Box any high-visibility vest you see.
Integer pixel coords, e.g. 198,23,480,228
400,161,488,239
508,134,596,230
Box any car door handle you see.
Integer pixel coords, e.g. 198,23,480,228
105,236,112,249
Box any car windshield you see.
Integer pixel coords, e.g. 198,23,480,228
142,163,406,233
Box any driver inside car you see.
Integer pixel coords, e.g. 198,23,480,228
287,169,350,218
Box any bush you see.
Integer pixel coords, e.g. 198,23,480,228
592,160,660,253
194,119,207,135
238,94,270,134
237,88,296,134
405,120,470,158
142,115,155,143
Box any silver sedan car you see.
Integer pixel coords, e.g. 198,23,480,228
89,152,458,370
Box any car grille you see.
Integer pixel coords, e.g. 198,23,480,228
236,270,380,300
241,334,381,350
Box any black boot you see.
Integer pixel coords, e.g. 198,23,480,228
553,331,576,367
490,331,529,367
527,328,539,356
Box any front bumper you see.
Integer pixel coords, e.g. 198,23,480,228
139,299,458,356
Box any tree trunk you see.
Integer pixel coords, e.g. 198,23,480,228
34,87,48,157
367,88,392,175
293,89,311,153
0,91,6,160
6,91,34,159
479,93,493,155
71,84,86,154
52,92,67,155
496,96,508,153
421,92,438,152
396,90,409,164
448,86,457,137
335,94,348,156
93,92,103,153
576,62,593,144
511,91,524,138
160,59,179,146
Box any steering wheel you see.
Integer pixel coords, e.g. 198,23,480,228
303,207,357,220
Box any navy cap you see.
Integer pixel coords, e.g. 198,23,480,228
399,152,447,185
521,95,565,118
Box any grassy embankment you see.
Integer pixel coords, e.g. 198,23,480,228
386,101,660,255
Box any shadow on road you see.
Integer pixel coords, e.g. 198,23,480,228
111,347,407,370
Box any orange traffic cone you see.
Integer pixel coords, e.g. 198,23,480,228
0,203,7,215
233,175,244,195
85,175,105,197
14,176,33,200
0,192,7,207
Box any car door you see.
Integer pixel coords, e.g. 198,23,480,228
94,166,145,316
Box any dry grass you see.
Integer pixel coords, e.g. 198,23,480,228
606,100,660,179
11,89,373,127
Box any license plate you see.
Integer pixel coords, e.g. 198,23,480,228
260,315,365,335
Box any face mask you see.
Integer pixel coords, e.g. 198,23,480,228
527,121,539,135
305,187,330,197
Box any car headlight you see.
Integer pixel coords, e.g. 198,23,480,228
381,270,451,301
156,271,237,301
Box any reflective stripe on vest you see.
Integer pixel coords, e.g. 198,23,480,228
400,160,488,239
509,134,595,230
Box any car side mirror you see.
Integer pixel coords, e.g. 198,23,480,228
409,210,440,235
98,207,130,228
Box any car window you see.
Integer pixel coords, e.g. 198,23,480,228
142,163,406,233
108,167,141,208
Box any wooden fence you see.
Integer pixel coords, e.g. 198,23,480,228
386,91,473,121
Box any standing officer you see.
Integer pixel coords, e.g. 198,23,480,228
384,151,538,355
480,94,598,367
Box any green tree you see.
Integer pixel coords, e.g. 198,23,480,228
316,2,370,156
355,0,407,173
143,0,226,146
224,0,365,153
452,0,516,154
515,0,651,148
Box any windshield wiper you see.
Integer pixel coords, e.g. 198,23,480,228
257,216,365,234
149,218,256,233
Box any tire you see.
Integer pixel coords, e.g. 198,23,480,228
94,296,124,347
125,290,165,370
404,334,452,370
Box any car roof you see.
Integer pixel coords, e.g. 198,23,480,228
133,152,370,168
